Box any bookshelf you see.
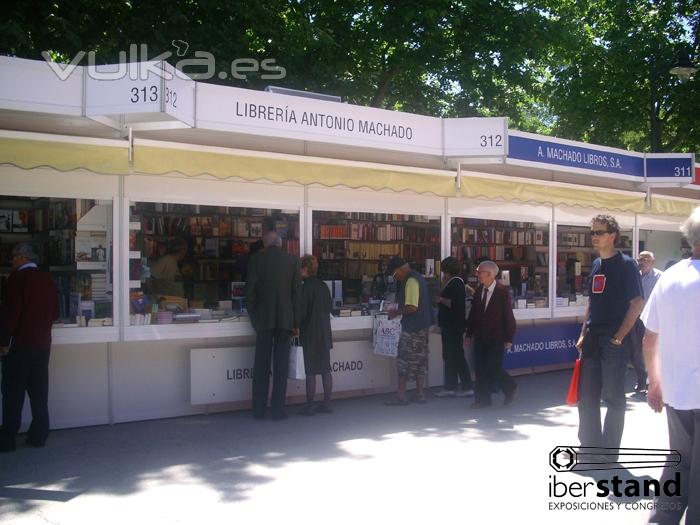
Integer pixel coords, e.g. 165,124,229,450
128,202,300,321
451,217,550,309
555,225,633,307
312,211,441,304
0,196,113,325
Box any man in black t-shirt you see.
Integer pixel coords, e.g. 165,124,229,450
575,215,644,462
435,256,473,397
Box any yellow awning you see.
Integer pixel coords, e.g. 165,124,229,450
460,174,697,217
0,135,695,217
0,137,130,175
132,144,457,197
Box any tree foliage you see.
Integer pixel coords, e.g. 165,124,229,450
1,0,698,152
546,0,699,152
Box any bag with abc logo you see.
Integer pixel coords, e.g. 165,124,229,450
373,315,401,357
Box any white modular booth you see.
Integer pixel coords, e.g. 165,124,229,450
0,56,697,430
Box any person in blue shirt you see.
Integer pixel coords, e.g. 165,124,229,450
628,251,664,394
575,215,644,463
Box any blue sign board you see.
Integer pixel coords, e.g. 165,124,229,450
646,155,694,180
504,323,579,370
509,135,644,178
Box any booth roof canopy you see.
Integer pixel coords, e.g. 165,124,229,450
0,134,697,218
0,57,694,186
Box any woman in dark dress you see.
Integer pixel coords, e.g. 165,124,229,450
299,255,333,415
435,256,474,397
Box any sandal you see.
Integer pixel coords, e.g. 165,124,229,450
384,396,409,406
411,394,427,404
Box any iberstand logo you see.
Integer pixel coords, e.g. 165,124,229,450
547,446,684,514
42,41,286,82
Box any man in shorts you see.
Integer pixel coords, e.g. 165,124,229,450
385,257,435,405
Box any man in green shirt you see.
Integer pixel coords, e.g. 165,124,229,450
385,256,435,405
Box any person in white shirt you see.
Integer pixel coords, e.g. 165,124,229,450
642,207,700,525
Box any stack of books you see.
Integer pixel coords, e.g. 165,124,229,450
156,311,173,325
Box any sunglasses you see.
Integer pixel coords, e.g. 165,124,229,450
590,230,611,237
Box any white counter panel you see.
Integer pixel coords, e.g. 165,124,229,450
124,316,373,342
1,343,110,431
49,343,111,429
111,340,203,423
191,340,394,405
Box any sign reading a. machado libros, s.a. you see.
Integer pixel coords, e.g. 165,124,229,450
504,323,580,370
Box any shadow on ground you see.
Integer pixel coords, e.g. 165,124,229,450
0,368,644,513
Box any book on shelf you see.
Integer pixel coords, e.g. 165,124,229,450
249,222,262,237
130,313,152,325
425,259,435,277
48,230,75,265
217,216,232,236
233,219,249,237
500,270,511,286
204,238,219,257
48,200,76,229
285,239,300,255
0,209,12,232
75,231,107,262
11,210,30,233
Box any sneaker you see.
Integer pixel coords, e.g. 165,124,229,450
456,389,474,397
434,390,456,398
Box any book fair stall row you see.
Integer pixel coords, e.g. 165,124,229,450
0,56,697,429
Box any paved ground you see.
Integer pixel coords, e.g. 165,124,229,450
0,370,675,525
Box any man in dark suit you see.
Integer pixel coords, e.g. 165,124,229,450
465,260,517,409
1,243,59,452
246,231,302,421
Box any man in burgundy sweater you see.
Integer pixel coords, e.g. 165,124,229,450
465,260,517,409
0,243,58,452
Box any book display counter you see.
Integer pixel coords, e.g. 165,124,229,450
0,56,696,430
0,194,114,328
312,210,441,314
451,217,549,311
1,146,694,431
128,201,299,326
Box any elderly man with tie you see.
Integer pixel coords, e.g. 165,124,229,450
465,260,517,409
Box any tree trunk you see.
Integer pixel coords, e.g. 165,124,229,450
649,60,663,152
370,65,399,108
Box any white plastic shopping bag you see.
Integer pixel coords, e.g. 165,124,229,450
373,315,401,357
288,338,306,380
